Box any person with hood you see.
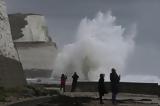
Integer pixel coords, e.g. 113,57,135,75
98,74,105,104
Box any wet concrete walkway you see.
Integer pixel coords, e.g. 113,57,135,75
5,92,159,106
62,92,159,106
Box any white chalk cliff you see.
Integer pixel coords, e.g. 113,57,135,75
15,15,50,42
0,0,18,60
0,0,26,87
9,14,57,78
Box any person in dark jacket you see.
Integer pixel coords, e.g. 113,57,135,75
60,74,67,92
98,74,105,104
71,72,79,92
110,68,120,104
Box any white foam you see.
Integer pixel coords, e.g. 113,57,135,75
52,11,136,81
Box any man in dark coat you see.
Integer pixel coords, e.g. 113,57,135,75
98,74,105,104
71,72,79,92
110,68,120,104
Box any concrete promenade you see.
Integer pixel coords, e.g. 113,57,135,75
63,92,160,106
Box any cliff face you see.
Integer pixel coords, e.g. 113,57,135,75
0,0,26,87
9,14,51,42
9,14,57,78
0,0,18,60
15,42,57,70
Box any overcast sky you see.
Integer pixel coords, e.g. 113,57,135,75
6,0,160,81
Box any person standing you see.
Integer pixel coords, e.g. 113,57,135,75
71,72,79,92
110,68,120,104
98,74,105,104
60,74,67,92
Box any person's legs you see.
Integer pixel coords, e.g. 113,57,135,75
73,85,76,91
74,83,77,90
99,93,104,104
63,84,65,92
115,93,117,102
71,82,76,92
71,84,75,92
113,87,118,104
112,92,116,104
60,84,62,91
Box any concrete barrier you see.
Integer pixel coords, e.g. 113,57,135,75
37,82,159,95
76,82,158,95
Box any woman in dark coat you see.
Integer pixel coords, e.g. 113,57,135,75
98,74,105,104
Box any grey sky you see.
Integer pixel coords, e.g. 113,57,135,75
6,0,160,79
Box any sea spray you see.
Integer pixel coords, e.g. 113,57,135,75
52,11,136,81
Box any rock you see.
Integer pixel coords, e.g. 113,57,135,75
9,14,51,42
0,0,26,88
8,14,57,78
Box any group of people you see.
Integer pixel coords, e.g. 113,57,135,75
60,72,79,92
60,68,120,105
98,68,120,104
